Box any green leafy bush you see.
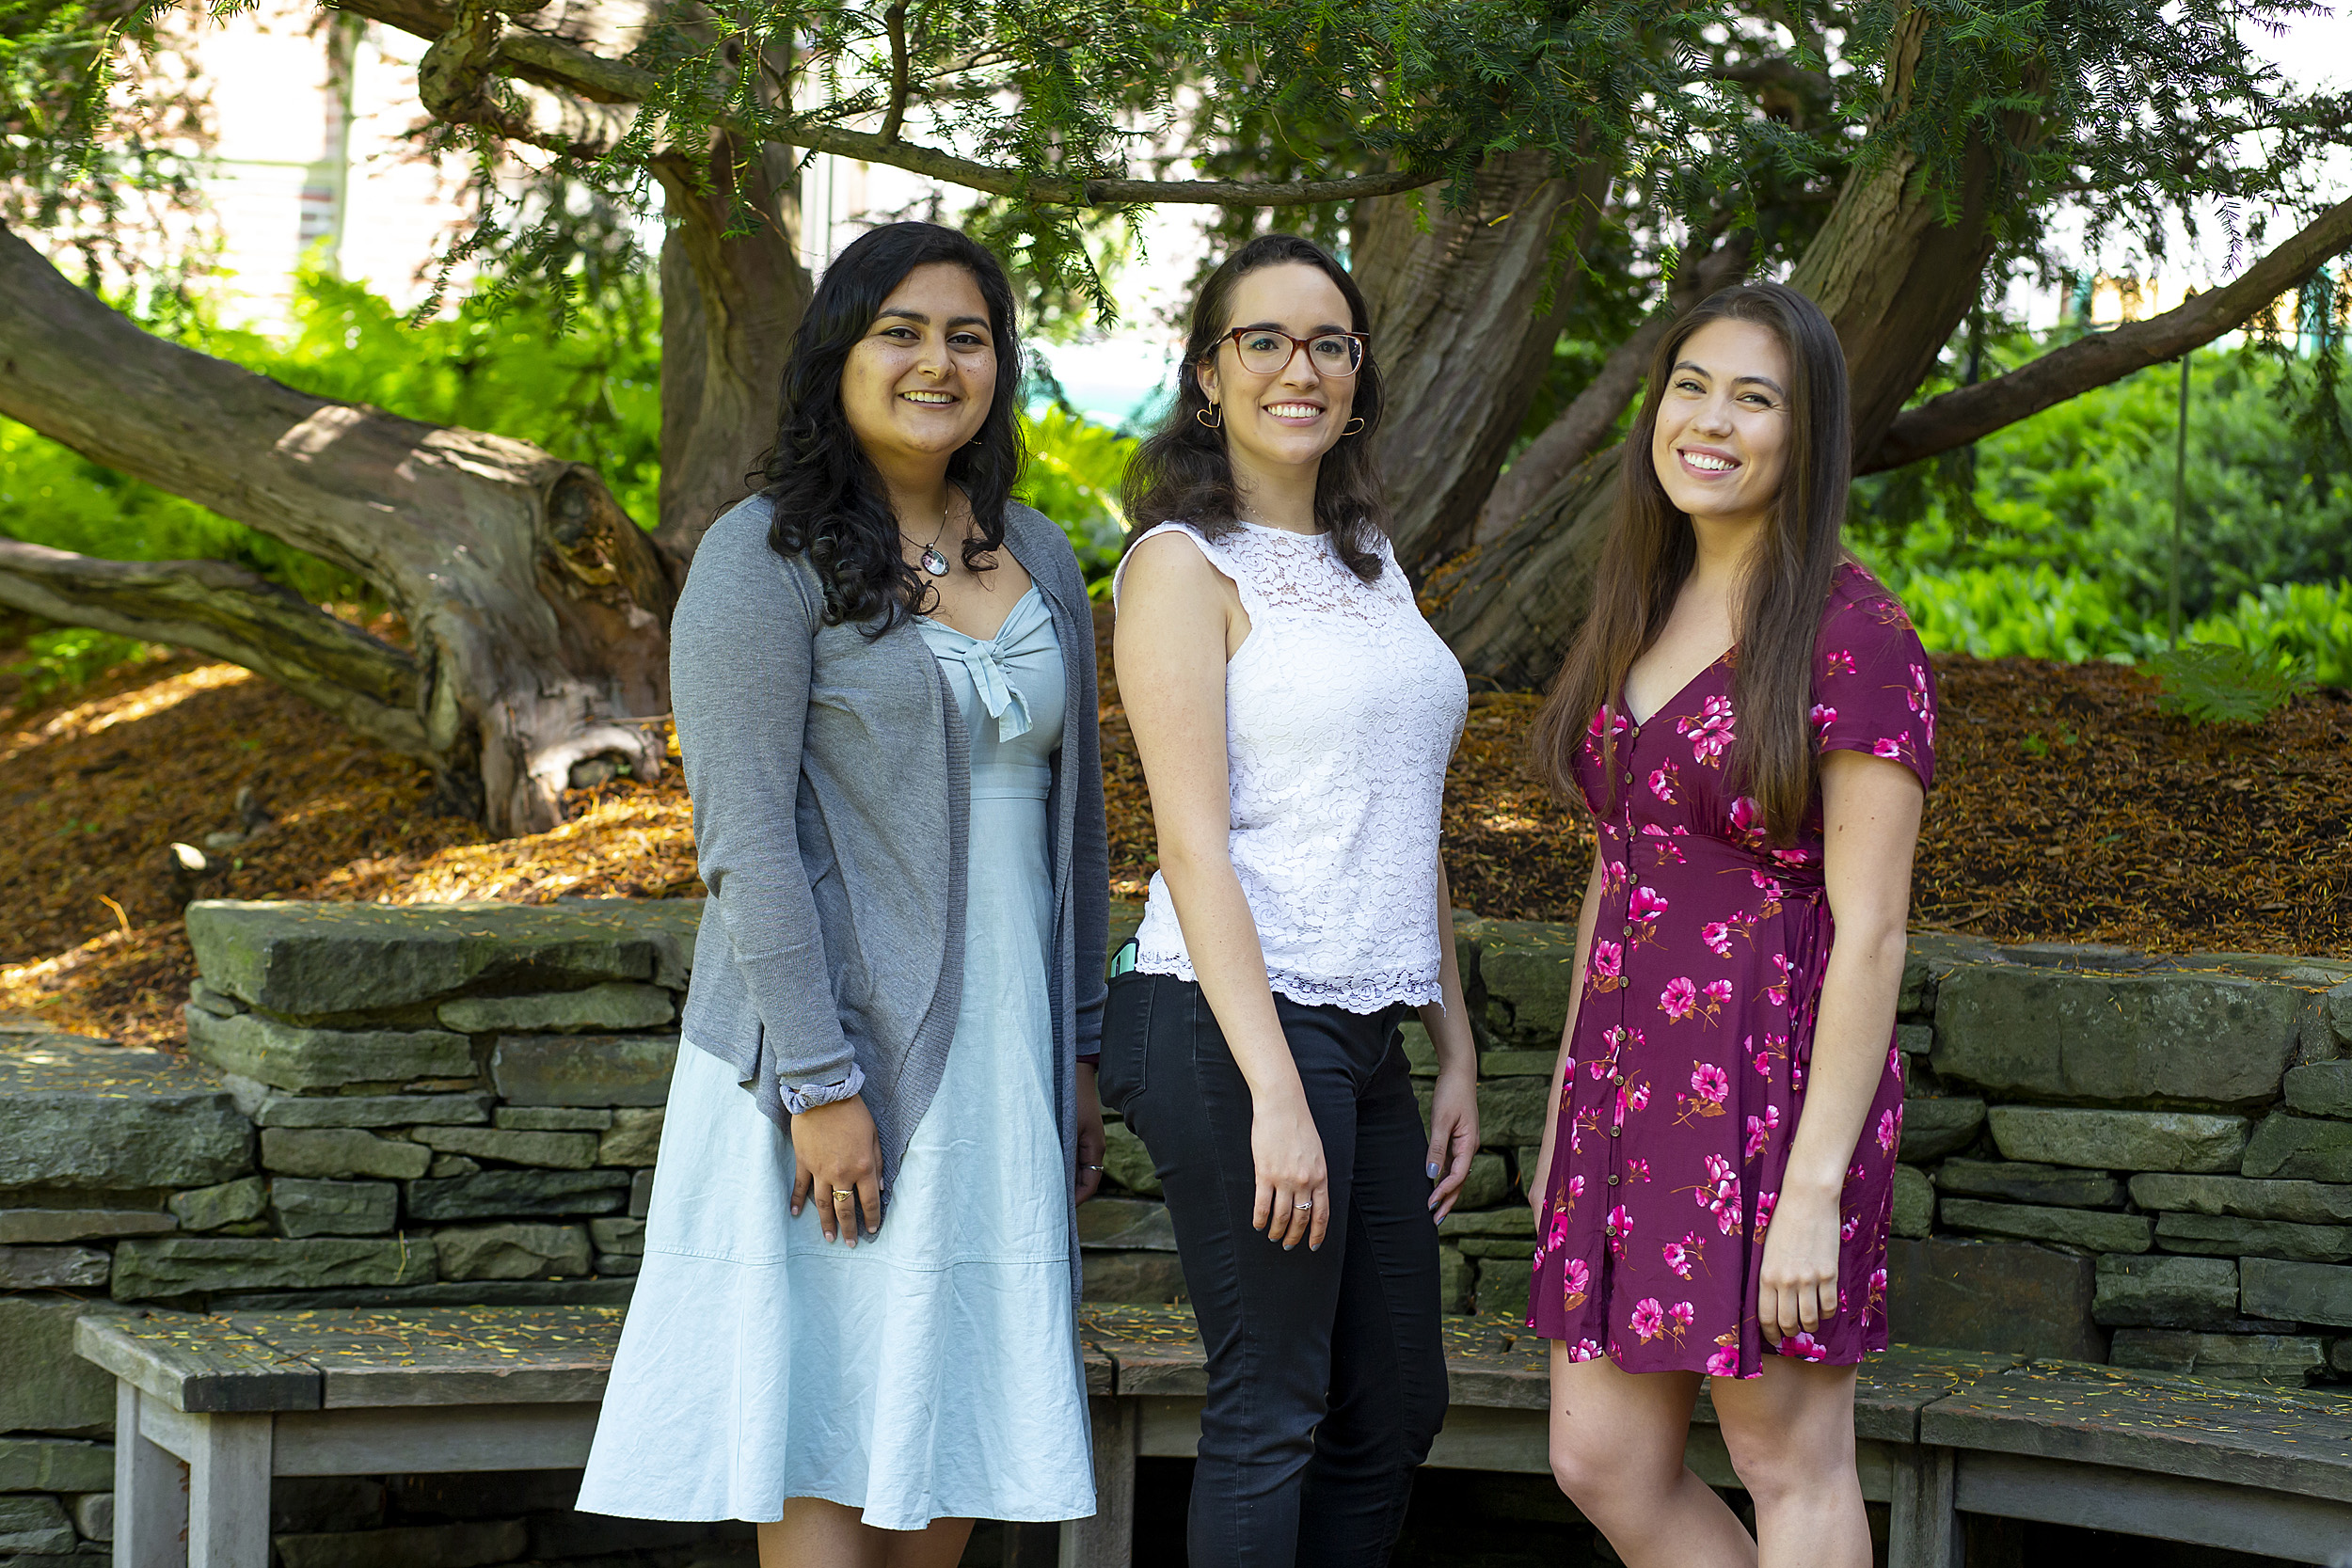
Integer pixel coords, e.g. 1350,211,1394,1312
1016,404,1136,594
1853,349,2352,627
1,626,161,706
2139,642,2317,724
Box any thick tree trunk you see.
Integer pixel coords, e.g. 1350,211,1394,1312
1354,150,1611,574
1431,9,2028,687
0,224,673,836
1470,238,1753,546
650,133,812,559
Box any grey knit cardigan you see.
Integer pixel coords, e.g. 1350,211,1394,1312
672,493,1109,1251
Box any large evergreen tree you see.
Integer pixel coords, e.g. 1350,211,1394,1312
2,0,2347,829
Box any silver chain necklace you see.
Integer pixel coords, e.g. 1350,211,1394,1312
902,503,953,578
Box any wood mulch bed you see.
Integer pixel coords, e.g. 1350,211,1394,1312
3,611,2344,1049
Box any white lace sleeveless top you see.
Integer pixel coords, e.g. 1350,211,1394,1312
1112,520,1469,1012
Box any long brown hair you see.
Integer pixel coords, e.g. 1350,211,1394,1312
1532,282,1851,843
1121,232,1389,582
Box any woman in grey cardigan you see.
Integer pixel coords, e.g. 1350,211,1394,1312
580,221,1111,1567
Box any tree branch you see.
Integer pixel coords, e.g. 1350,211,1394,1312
1471,237,1751,544
1862,192,2352,474
878,1,910,144
341,0,1454,207
0,542,432,755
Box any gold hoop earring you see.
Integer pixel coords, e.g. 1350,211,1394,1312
1196,404,1223,430
1342,418,1366,436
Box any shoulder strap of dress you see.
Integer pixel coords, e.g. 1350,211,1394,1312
1110,521,1263,618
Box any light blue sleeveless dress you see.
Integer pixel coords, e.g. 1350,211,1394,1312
578,587,1095,1528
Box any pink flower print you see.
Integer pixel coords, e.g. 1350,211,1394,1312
1766,954,1793,1007
1702,920,1733,958
1675,1060,1730,1125
1744,1105,1781,1159
1780,1332,1828,1362
1628,1085,1651,1115
1706,1344,1741,1376
1545,1211,1570,1250
1752,1190,1777,1238
1704,978,1733,1013
1877,1106,1901,1154
1561,1257,1590,1310
1626,1158,1651,1182
1809,702,1837,739
1565,1338,1604,1363
1868,1266,1888,1308
1630,1298,1666,1342
1607,859,1629,893
1629,884,1669,928
1691,1155,1741,1234
1872,734,1906,760
1587,705,1629,743
1590,1024,1638,1081
1842,1212,1861,1242
1668,1301,1695,1332
1661,1241,1692,1279
1661,976,1698,1021
1606,1204,1632,1257
1648,761,1681,803
1677,695,1738,766
1567,1175,1586,1203
1825,648,1856,676
1589,941,1624,992
1727,794,1764,846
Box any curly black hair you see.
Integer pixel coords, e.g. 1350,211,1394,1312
757,221,1025,630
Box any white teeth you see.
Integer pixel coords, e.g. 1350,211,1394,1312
1683,451,1736,472
1266,403,1323,419
902,391,954,404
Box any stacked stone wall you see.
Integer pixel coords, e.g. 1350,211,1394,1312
3,897,2349,1563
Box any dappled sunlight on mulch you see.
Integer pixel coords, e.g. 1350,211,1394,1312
4,626,2344,1049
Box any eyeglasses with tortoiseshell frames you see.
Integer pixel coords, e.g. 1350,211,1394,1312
1219,326,1368,378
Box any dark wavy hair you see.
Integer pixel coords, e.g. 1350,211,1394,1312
1121,232,1389,582
1532,281,1852,845
757,221,1025,630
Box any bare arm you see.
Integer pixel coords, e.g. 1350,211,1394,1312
1529,848,1607,1221
1418,855,1482,1218
1115,532,1329,1251
1756,750,1925,1344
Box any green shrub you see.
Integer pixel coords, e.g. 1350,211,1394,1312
1016,404,1136,593
1,626,162,706
2139,642,2317,724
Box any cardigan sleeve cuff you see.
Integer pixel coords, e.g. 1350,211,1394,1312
781,1062,866,1116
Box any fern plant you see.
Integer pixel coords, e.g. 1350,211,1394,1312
2139,642,2317,725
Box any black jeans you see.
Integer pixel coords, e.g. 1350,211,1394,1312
1100,972,1447,1568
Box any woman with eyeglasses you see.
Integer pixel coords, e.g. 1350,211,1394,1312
1101,231,1480,1567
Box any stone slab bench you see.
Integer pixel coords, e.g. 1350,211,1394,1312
75,1305,2352,1567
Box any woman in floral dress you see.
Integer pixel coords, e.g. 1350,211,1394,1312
1524,281,1934,1568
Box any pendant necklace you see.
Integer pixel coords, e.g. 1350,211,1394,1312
904,504,953,578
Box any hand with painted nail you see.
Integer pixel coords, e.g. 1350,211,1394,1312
1250,1092,1329,1250
1424,1061,1480,1220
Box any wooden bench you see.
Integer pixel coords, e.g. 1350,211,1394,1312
77,1305,2352,1567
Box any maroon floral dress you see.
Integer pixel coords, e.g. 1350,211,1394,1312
1528,563,1936,1377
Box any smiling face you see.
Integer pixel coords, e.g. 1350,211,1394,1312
840,261,998,474
1649,317,1794,531
1196,261,1359,497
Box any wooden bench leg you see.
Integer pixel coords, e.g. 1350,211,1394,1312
1887,1445,1959,1568
185,1411,273,1568
1058,1396,1137,1568
116,1383,189,1568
